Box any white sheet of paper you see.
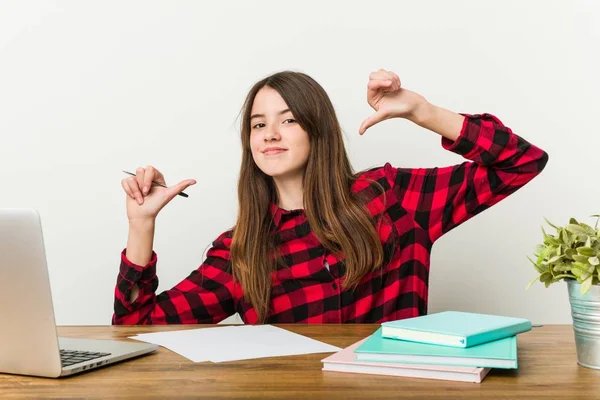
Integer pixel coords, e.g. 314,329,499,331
130,326,241,362
129,325,341,363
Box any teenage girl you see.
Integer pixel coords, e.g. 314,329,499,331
113,69,548,325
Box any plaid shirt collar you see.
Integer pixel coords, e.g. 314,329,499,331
269,202,304,229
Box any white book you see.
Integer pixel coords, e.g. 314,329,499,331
321,338,491,383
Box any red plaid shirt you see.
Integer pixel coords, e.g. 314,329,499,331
113,113,548,325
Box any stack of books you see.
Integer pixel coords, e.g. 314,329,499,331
321,311,532,383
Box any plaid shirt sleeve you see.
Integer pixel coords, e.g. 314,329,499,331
112,230,235,325
385,113,549,243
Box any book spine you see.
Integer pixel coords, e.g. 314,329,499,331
466,321,532,347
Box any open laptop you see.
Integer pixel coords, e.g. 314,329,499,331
0,208,159,378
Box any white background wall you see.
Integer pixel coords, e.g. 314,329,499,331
0,0,597,325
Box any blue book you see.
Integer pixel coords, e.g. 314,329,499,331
354,328,518,369
380,311,531,348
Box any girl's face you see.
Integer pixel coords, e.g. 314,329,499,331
249,86,311,180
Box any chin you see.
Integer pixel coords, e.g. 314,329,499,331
261,169,290,178
258,165,303,180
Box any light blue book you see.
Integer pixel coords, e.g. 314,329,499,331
380,311,531,348
354,328,518,369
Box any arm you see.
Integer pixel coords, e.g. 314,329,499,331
125,219,155,267
360,69,549,243
387,110,548,243
112,230,237,325
407,102,464,142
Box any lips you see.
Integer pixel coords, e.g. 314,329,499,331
263,148,287,155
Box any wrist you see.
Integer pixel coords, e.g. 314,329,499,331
406,102,465,141
407,101,435,126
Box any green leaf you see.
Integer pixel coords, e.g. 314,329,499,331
535,244,545,253
581,276,593,295
542,227,559,245
540,272,552,284
525,275,539,290
577,247,596,257
580,222,595,233
580,271,592,281
560,229,570,245
544,217,560,231
548,255,565,264
592,215,600,230
567,224,588,236
553,262,572,272
527,256,546,274
553,273,576,280
590,256,600,266
573,261,590,270
572,255,590,263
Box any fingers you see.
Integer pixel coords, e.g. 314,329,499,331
390,71,401,89
368,79,393,92
123,165,160,205
367,79,392,103
369,68,398,81
359,111,386,135
122,166,190,206
135,167,146,196
124,177,144,205
131,165,167,197
369,69,401,90
142,166,158,195
121,179,134,199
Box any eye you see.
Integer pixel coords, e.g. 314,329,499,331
283,119,296,124
252,122,265,129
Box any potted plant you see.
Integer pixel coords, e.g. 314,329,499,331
527,214,600,369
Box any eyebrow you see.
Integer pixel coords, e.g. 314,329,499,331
250,109,292,121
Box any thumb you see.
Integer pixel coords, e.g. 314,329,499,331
166,179,196,200
359,111,386,135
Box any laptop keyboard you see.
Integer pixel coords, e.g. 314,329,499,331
60,349,111,367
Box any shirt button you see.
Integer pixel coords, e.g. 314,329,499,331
332,283,338,290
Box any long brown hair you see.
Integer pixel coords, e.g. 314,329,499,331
230,71,386,323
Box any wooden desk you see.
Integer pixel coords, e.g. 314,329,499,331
0,324,597,399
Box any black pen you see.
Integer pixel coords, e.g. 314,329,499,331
122,170,189,198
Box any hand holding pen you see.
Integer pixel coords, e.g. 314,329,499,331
121,166,196,221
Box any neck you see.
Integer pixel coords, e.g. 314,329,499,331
273,173,304,211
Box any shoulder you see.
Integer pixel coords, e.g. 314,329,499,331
207,228,234,260
351,162,398,194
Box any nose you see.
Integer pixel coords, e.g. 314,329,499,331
264,125,281,142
